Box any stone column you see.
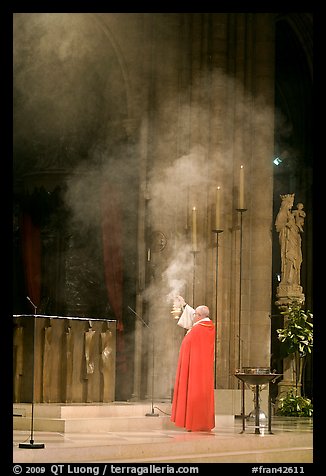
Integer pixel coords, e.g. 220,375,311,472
274,194,306,398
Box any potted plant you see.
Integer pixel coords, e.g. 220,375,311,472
276,302,313,416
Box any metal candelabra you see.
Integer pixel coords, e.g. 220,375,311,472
236,208,247,375
212,228,223,388
191,250,200,307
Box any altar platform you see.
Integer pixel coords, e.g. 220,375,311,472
13,400,313,464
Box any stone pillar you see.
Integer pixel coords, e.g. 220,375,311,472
141,13,278,397
221,13,276,382
276,354,302,401
132,115,150,401
236,14,275,371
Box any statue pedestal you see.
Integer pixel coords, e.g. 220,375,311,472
275,284,305,307
276,354,303,404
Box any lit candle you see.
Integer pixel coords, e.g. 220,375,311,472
215,186,221,230
239,165,245,209
192,206,197,251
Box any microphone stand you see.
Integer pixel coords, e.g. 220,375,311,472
128,306,159,417
19,297,45,449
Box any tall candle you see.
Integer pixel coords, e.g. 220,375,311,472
215,186,221,230
192,206,197,251
239,165,245,209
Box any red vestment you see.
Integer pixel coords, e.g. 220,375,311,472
171,319,215,431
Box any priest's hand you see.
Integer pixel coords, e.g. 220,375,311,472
176,295,186,307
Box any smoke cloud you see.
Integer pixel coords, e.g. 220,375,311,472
13,12,277,310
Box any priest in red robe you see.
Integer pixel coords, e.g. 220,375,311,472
171,297,216,432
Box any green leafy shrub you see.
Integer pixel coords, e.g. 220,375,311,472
276,389,313,417
276,303,313,391
276,304,313,359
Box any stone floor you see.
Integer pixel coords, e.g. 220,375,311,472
13,413,313,464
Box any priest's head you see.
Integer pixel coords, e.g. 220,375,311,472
194,305,210,322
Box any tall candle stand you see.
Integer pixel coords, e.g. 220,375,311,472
212,228,223,388
191,250,200,307
236,208,247,376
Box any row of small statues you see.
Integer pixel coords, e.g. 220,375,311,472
13,321,115,403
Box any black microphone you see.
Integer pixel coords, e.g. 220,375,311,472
19,297,44,448
26,296,37,314
128,306,149,328
127,306,158,416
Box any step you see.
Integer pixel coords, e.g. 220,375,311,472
13,389,268,417
13,401,171,418
13,403,234,433
14,415,172,433
13,430,312,463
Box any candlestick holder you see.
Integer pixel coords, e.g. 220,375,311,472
236,208,247,377
212,229,223,388
190,250,200,307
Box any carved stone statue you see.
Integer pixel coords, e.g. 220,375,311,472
84,323,96,402
100,326,115,402
64,324,73,402
84,325,96,376
275,194,305,307
42,322,53,402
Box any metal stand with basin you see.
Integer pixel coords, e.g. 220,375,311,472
235,367,282,435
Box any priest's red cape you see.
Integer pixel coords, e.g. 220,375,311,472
171,320,215,431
